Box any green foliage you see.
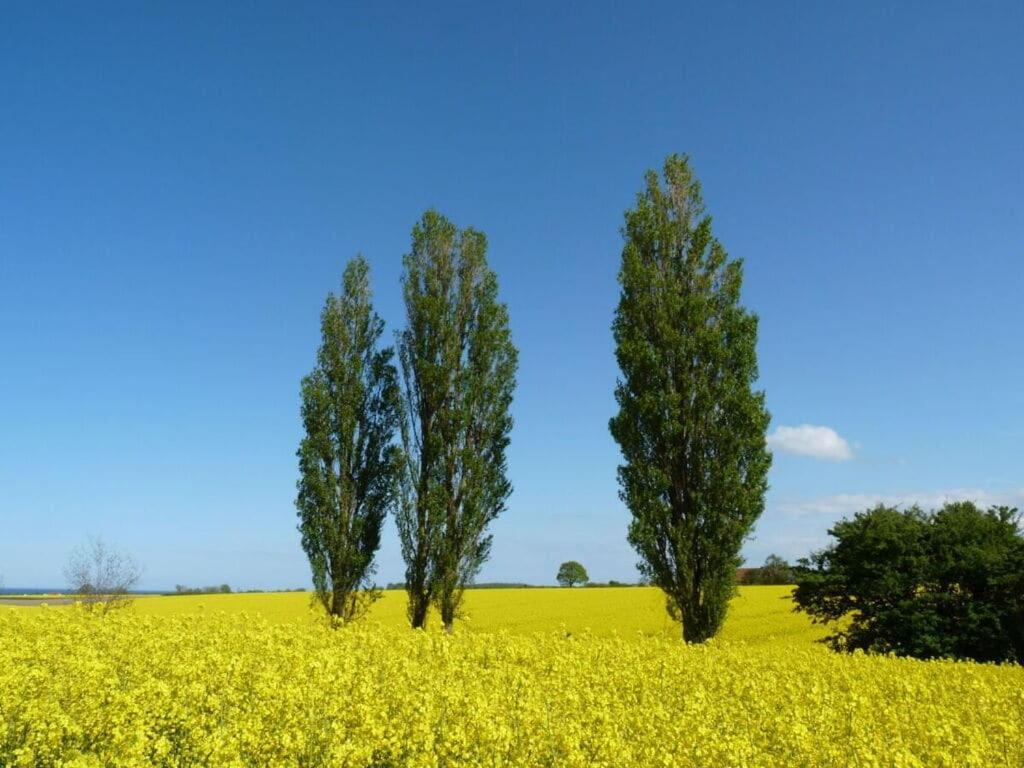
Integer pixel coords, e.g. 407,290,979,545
396,211,518,630
744,555,795,585
296,256,401,624
556,561,589,587
609,154,772,643
794,502,1024,663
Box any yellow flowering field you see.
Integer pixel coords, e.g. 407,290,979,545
125,585,824,644
2,589,1022,767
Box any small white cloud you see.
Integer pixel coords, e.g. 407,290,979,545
756,488,1024,560
774,488,1024,520
767,424,853,461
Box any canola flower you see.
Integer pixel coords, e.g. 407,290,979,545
125,585,827,645
2,590,1022,767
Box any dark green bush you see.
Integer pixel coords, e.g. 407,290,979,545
794,502,1024,663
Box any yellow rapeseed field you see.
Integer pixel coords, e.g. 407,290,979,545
2,587,1022,767
126,585,825,644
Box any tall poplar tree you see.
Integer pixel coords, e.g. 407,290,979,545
396,210,517,631
296,255,400,624
609,155,772,643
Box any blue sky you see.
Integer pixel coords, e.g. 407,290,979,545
1,3,1021,590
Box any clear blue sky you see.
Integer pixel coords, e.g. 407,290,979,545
2,3,1021,590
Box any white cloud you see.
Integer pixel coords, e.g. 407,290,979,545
767,424,853,461
774,488,1024,520
751,488,1024,561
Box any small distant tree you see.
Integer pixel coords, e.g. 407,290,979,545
610,155,772,643
794,502,1024,664
219,584,232,594
296,255,402,624
556,561,589,587
64,537,141,614
745,554,794,585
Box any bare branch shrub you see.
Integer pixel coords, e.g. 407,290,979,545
64,537,141,614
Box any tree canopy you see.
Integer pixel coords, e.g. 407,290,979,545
396,211,518,631
296,255,401,623
610,154,771,642
557,561,589,587
744,555,794,585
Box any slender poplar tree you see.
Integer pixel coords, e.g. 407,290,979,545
296,255,401,624
609,155,772,643
396,210,517,631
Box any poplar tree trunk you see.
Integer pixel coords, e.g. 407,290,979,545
409,593,429,629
